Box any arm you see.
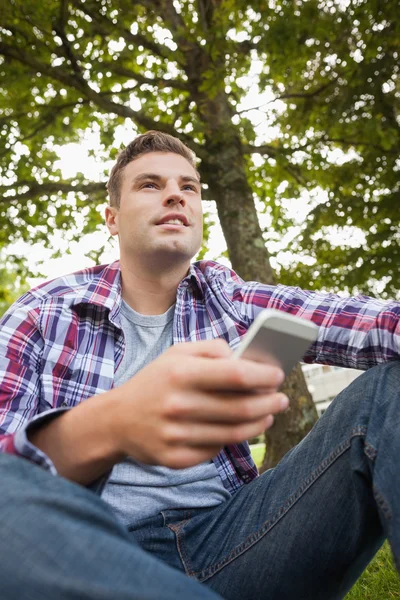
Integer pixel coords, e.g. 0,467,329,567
28,340,287,485
0,300,48,462
233,280,400,368
0,297,125,483
1,298,287,485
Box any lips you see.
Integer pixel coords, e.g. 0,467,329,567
156,213,189,226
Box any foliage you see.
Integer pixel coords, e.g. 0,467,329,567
0,255,30,316
261,0,400,299
0,0,398,298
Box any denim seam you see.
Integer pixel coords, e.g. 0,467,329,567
364,441,377,462
181,427,367,582
363,434,392,524
167,520,194,577
372,484,392,521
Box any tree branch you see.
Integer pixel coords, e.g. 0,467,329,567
196,0,216,31
73,0,175,62
282,163,307,186
235,81,337,119
0,98,90,151
0,40,205,158
235,99,276,115
243,144,307,185
235,39,260,55
0,181,106,204
277,79,337,101
0,41,91,93
243,143,278,157
104,64,189,91
54,1,84,80
324,137,399,156
154,0,187,33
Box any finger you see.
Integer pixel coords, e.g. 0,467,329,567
165,391,288,424
163,415,274,448
161,446,224,470
174,357,284,392
265,414,274,430
171,338,232,359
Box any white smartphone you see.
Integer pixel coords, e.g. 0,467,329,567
233,309,319,375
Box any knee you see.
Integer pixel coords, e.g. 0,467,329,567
345,361,400,418
361,360,400,389
0,452,34,482
327,361,400,420
0,454,47,507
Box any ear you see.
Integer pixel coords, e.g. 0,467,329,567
105,205,119,236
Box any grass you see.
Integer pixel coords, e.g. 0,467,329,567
249,444,400,599
345,542,400,599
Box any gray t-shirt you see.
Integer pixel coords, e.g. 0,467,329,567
101,300,230,527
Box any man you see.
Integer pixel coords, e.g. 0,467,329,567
0,130,399,600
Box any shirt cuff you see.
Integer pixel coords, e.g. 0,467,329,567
13,407,111,495
13,407,71,476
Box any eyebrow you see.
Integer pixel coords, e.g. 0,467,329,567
132,173,201,188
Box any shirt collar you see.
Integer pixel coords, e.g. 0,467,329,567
181,263,205,298
71,260,122,323
70,260,205,326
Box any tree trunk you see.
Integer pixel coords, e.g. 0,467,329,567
198,109,318,469
179,27,319,468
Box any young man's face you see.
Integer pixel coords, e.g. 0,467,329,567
106,152,203,269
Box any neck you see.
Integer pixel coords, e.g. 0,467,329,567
119,257,190,315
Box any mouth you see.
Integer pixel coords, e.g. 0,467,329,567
156,214,189,227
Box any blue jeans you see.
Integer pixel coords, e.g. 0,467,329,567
0,362,399,599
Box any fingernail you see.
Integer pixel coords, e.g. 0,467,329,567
280,395,289,410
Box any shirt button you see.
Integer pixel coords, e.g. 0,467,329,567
61,401,69,407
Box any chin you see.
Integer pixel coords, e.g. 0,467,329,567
146,246,192,266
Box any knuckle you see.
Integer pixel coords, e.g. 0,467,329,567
163,393,184,418
167,363,185,386
237,399,256,421
231,362,249,387
160,423,182,444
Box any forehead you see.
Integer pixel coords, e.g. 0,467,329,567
121,152,198,185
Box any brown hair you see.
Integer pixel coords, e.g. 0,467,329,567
107,130,198,207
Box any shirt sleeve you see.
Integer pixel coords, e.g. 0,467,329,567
232,280,400,369
0,298,58,471
0,298,112,493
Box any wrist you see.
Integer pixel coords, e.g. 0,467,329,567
81,389,127,465
29,391,126,483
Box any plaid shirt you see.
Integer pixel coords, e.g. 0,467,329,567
0,260,399,494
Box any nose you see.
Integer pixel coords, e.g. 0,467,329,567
162,181,186,207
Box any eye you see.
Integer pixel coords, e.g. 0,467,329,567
182,184,197,192
141,182,158,189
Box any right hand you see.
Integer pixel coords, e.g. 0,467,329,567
109,339,287,469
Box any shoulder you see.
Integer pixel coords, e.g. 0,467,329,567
1,262,121,327
192,260,244,286
192,260,275,299
21,261,119,304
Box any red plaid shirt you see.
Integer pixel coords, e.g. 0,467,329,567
0,260,399,493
